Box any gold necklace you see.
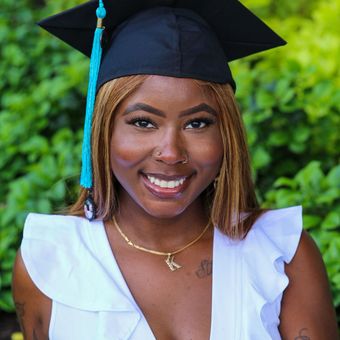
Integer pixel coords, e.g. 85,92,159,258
113,217,211,272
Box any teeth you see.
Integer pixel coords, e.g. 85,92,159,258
147,176,186,188
167,181,175,188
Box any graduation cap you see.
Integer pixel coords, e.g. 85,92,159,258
38,0,286,211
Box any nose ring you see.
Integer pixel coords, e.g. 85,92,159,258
154,150,188,164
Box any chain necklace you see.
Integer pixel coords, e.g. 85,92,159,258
113,217,211,272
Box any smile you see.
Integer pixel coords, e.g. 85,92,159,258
146,175,186,189
141,173,191,199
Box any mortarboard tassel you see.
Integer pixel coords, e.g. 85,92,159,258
80,0,106,189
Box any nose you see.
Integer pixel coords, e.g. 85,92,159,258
154,128,188,165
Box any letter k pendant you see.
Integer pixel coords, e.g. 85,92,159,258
165,254,182,271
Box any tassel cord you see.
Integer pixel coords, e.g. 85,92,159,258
80,1,106,189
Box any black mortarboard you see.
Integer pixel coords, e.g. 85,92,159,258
38,0,286,91
37,0,286,199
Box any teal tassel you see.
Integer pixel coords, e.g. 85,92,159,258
80,1,106,189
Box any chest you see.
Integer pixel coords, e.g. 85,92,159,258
46,225,285,340
113,244,213,340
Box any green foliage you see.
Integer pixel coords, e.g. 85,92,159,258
0,0,339,327
265,162,340,306
236,0,340,321
234,0,340,187
0,0,85,311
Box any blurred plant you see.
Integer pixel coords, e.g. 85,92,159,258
234,0,340,321
0,0,339,327
234,0,340,189
0,0,85,310
265,162,340,306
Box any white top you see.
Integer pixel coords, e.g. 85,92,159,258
21,206,303,340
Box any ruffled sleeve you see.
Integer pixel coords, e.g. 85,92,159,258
242,206,303,340
20,213,156,340
20,213,136,312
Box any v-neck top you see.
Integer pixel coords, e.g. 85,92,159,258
21,206,302,340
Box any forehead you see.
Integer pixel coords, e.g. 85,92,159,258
120,75,217,109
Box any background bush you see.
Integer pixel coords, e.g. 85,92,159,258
0,0,339,325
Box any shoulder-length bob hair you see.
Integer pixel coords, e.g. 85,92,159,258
70,75,263,239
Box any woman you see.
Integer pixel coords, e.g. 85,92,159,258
12,1,338,339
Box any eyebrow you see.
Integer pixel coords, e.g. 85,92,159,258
123,103,165,117
180,103,218,117
122,102,218,117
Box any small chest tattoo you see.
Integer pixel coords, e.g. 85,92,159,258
195,259,212,278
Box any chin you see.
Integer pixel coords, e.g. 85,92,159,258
140,200,191,219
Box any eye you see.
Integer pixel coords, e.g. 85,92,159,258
185,118,214,129
127,117,157,129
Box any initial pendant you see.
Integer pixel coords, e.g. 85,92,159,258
165,254,182,271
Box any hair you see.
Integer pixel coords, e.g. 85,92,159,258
69,75,263,239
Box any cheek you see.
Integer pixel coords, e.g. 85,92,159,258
111,136,139,169
189,134,224,171
110,128,152,169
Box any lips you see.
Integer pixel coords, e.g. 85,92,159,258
141,172,191,198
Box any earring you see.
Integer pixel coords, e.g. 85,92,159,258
214,176,219,190
84,189,96,221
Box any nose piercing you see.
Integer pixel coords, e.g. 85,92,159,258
154,150,188,164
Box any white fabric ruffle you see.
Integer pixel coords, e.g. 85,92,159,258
21,206,303,340
242,206,303,339
21,213,143,339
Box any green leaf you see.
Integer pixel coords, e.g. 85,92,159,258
252,147,271,170
327,165,340,187
295,161,324,190
274,177,297,189
322,211,340,230
303,214,322,229
0,290,14,311
256,90,276,109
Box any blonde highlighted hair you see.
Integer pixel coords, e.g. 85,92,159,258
70,75,263,239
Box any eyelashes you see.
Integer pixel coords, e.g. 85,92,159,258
126,116,157,129
126,116,216,130
185,117,215,129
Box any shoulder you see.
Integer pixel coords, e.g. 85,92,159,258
21,213,91,276
214,206,305,339
286,230,325,272
20,212,100,289
12,213,88,337
23,212,89,238
244,205,303,264
279,230,338,339
19,212,119,311
22,212,98,256
239,206,338,339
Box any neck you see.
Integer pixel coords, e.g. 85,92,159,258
114,197,210,251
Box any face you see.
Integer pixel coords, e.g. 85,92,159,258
110,76,223,219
